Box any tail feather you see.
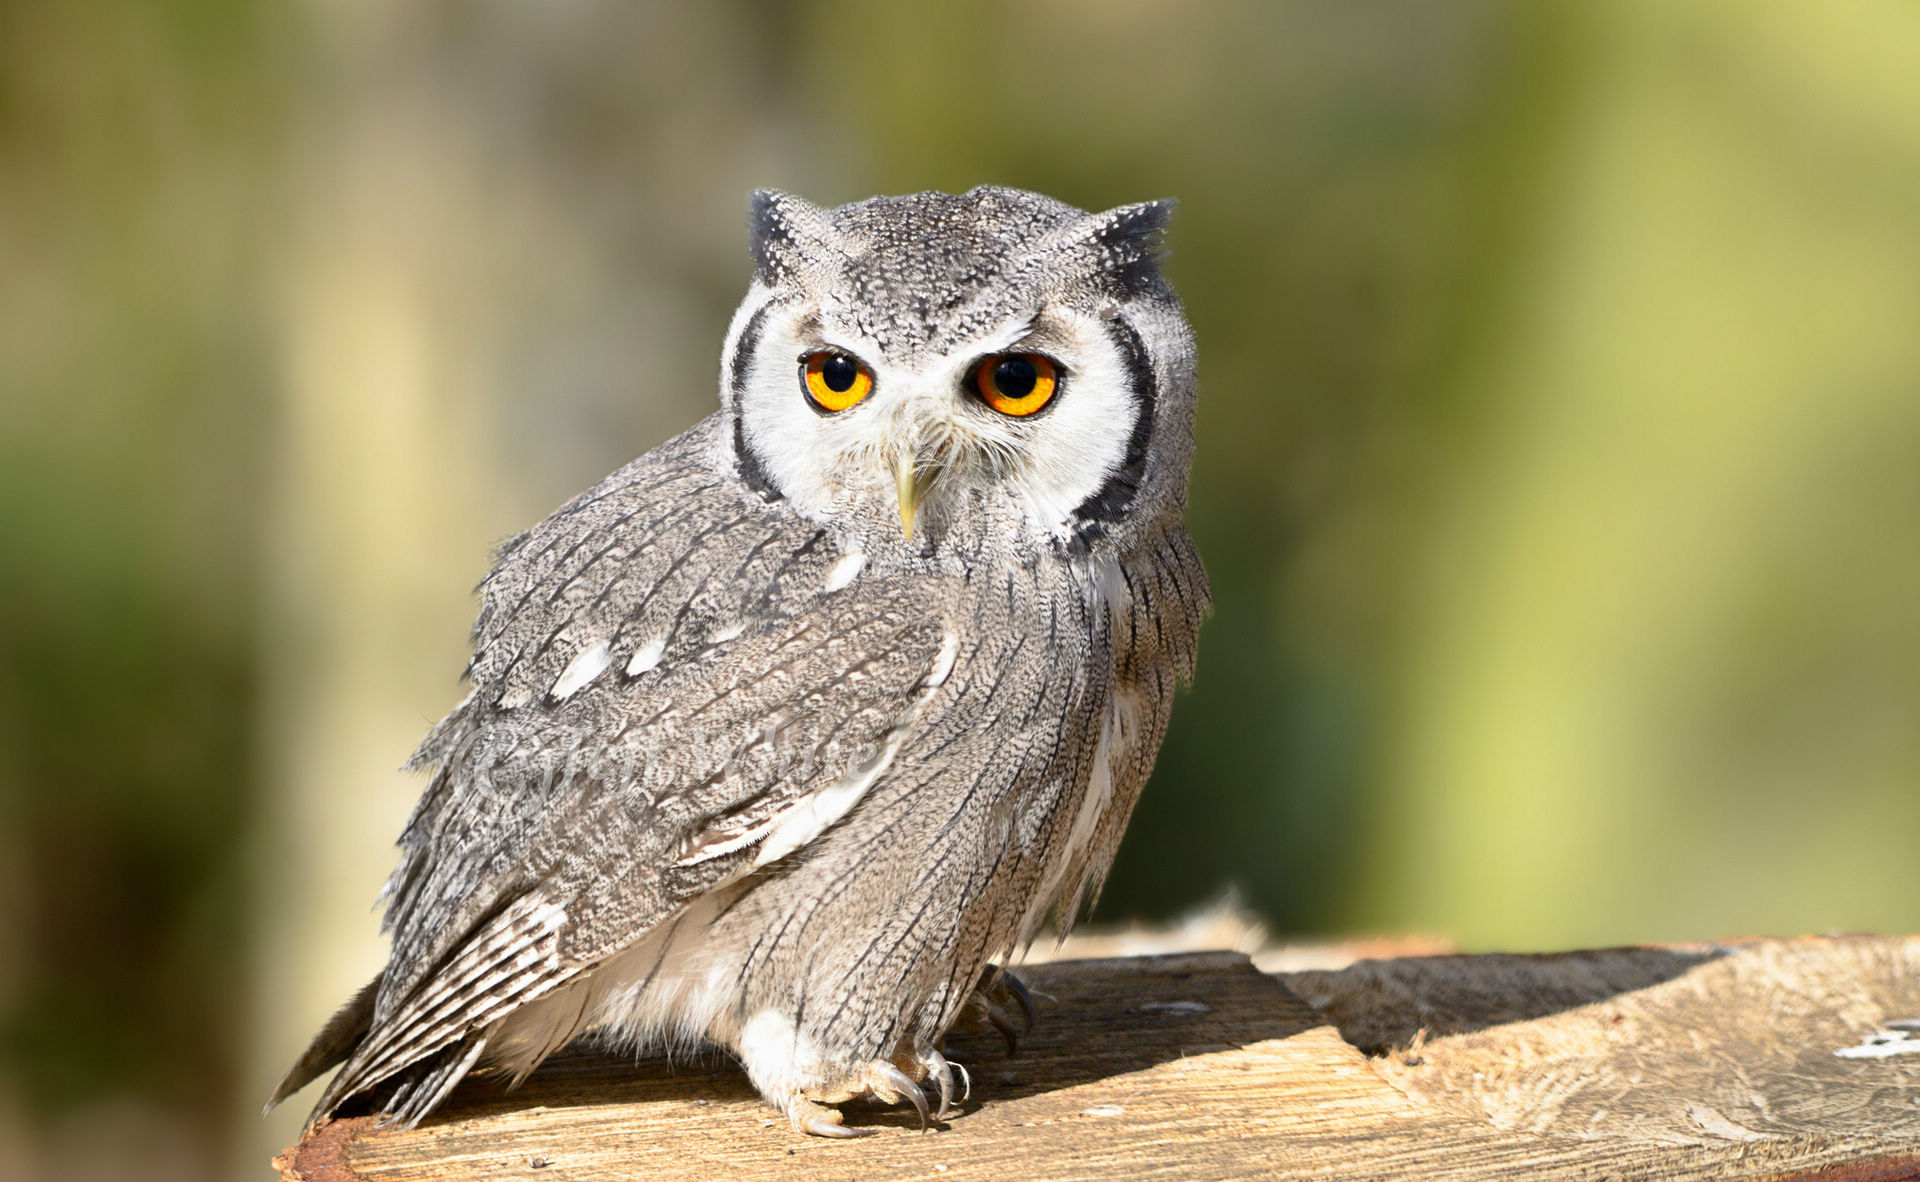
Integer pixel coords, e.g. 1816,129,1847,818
300,893,576,1126
264,974,381,1114
377,1035,491,1129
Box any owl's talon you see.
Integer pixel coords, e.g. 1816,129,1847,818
788,1098,871,1138
871,1062,930,1130
960,966,1034,1053
989,999,1021,1053
774,1051,949,1135
925,1048,959,1120
1000,971,1036,1033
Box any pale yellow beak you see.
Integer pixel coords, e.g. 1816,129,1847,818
893,449,939,540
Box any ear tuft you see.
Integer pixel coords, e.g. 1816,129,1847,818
747,190,831,283
1077,199,1176,297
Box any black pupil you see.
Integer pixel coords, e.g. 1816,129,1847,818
993,355,1038,398
820,355,858,393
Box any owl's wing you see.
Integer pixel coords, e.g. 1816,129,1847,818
279,419,955,1123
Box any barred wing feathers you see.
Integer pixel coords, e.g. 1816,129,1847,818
272,419,951,1125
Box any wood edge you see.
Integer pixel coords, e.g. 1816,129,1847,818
274,1117,373,1182
1774,1153,1920,1182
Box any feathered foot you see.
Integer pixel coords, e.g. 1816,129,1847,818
779,1051,970,1136
740,1009,969,1138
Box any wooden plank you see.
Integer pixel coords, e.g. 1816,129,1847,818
275,938,1920,1181
1280,935,1920,1144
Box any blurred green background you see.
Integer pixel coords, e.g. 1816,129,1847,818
2,0,1916,1177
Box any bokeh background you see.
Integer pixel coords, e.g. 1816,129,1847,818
2,0,1917,1177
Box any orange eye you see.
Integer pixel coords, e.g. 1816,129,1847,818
801,351,873,413
972,353,1058,417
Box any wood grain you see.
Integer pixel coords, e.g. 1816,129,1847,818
275,938,1920,1181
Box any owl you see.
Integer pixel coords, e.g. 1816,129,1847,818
268,186,1208,1137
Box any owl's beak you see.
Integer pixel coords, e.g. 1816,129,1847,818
893,449,939,540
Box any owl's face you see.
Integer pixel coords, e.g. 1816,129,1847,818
718,187,1195,565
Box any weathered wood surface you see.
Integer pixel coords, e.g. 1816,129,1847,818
276,936,1920,1181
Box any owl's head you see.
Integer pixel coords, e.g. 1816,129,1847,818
717,186,1195,566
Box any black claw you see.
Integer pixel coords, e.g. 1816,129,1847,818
983,998,1019,1055
1001,971,1036,1033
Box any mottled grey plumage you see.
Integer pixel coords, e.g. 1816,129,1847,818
269,186,1208,1136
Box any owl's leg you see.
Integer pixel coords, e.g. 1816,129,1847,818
781,1057,942,1137
957,965,1035,1053
738,1010,956,1136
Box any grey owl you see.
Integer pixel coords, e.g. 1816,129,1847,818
268,186,1208,1137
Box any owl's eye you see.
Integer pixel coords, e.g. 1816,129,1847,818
801,351,874,413
972,353,1059,417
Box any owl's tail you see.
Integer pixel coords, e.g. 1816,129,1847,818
264,973,381,1116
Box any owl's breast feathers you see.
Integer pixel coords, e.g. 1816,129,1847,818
278,415,1207,1122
